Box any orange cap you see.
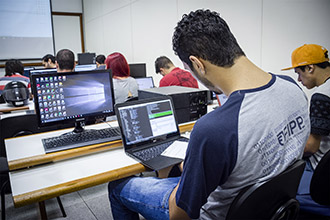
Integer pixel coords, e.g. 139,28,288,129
282,44,329,70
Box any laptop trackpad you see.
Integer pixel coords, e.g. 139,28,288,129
145,156,183,171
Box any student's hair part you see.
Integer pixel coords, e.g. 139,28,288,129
56,49,75,70
105,52,130,77
96,55,106,64
155,56,173,73
172,9,245,69
42,54,55,63
5,59,24,76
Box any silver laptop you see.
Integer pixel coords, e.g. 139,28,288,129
115,96,188,170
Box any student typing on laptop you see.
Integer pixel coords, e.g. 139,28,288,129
108,9,310,220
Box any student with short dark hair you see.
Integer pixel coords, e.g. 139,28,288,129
108,9,310,219
42,54,56,69
95,54,106,69
0,59,30,94
56,49,75,72
282,44,330,216
155,56,198,88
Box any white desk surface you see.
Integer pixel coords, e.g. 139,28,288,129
9,147,138,196
5,121,119,162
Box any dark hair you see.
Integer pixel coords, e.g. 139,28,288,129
296,62,330,72
155,56,173,73
42,54,55,63
56,49,75,70
5,59,24,76
96,55,106,64
172,9,245,69
105,52,130,77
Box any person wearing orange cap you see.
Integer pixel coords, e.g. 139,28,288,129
282,44,330,216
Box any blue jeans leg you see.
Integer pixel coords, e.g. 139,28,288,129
108,176,180,220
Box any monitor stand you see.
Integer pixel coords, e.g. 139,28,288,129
72,121,85,133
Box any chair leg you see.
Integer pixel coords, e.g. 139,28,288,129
1,180,9,220
56,197,66,217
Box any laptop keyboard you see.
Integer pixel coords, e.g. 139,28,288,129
42,126,121,153
132,137,189,161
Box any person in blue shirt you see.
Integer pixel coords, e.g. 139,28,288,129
108,9,310,220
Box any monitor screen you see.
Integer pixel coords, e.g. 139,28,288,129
31,69,115,130
78,53,96,65
129,63,146,78
135,77,155,90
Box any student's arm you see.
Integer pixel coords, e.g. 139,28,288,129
169,184,190,220
304,134,322,157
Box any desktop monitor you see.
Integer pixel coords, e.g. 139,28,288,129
30,69,115,133
129,63,146,78
78,53,96,65
135,77,155,90
23,67,34,77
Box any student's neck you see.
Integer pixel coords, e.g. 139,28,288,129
211,56,271,96
316,67,330,86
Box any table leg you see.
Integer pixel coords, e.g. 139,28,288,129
38,201,48,220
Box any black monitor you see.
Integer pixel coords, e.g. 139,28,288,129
23,67,34,77
78,52,96,65
129,63,146,78
30,69,115,133
135,76,155,90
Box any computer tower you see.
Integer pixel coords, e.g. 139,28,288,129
138,86,208,123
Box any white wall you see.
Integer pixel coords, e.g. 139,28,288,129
82,0,330,99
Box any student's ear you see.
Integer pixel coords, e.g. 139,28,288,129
189,56,205,75
307,65,314,73
55,61,59,69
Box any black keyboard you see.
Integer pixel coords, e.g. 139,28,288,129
42,127,121,153
132,137,189,161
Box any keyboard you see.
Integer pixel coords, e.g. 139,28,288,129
42,126,121,153
132,137,189,161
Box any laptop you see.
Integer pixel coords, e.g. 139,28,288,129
135,76,155,90
115,96,189,170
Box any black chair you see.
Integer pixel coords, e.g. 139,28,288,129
310,150,330,206
0,113,69,220
226,160,306,220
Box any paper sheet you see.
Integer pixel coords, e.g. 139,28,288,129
161,141,188,159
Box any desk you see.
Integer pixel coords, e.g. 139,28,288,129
6,121,195,208
0,100,34,113
6,102,217,214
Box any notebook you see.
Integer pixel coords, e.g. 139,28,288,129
115,96,189,170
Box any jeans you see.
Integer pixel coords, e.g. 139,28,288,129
108,176,180,220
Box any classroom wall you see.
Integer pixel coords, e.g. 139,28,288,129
82,0,330,99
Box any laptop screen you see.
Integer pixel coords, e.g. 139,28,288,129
116,97,180,148
135,77,154,90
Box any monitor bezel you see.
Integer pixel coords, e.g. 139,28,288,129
31,69,115,129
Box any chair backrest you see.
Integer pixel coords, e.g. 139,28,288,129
310,150,330,206
226,160,306,220
0,113,72,157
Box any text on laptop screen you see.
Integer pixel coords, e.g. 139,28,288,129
118,99,178,145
